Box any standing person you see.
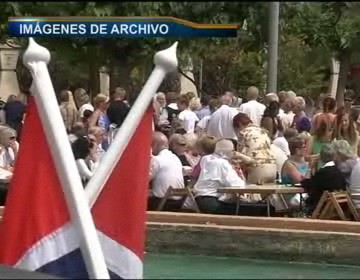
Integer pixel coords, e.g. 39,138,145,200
71,135,97,185
344,90,355,114
107,89,130,129
165,91,179,124
77,94,94,120
106,88,130,144
238,86,266,126
195,98,220,134
73,88,87,110
308,119,334,167
233,113,277,184
207,94,239,140
177,95,199,134
88,94,110,130
155,92,169,125
278,94,295,130
311,96,336,133
291,96,309,132
112,87,128,103
334,107,360,155
58,90,78,133
195,95,211,120
4,94,26,140
260,101,283,140
88,93,110,150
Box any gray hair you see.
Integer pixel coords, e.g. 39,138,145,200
295,96,306,111
320,144,335,164
286,90,296,99
156,92,166,99
0,126,16,147
214,139,234,159
332,140,355,160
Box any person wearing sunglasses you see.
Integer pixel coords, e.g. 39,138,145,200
0,126,19,172
280,136,309,207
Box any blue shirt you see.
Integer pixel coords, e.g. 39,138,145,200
195,106,211,120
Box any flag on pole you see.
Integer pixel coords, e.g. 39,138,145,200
0,97,153,279
91,106,153,278
0,97,89,278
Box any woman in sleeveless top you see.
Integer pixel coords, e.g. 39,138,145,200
88,93,110,131
88,93,110,150
334,107,360,156
281,136,309,208
308,118,334,167
311,96,336,134
281,136,309,185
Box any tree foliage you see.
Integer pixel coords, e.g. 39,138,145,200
0,2,359,99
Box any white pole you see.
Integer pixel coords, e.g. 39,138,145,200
86,42,178,207
23,38,109,279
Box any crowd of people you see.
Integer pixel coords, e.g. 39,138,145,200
150,87,360,217
1,86,360,218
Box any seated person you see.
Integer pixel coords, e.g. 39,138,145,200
149,132,185,211
183,133,201,167
273,128,298,156
301,143,347,214
281,136,309,185
68,122,87,143
169,133,192,185
194,139,273,216
0,126,20,172
333,139,357,185
191,134,217,180
72,135,97,185
193,139,245,215
281,136,309,207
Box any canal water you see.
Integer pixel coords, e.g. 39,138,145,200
144,253,360,279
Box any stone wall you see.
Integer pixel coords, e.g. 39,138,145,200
146,222,360,266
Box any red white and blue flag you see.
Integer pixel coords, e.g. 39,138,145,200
0,98,153,279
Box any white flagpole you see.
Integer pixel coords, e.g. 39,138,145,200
23,38,110,279
86,42,178,207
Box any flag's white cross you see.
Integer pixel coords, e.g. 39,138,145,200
22,37,178,279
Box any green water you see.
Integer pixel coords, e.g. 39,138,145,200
144,253,360,279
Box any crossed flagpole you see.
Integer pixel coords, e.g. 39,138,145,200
22,38,178,279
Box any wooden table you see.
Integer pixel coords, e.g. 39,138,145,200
218,184,305,216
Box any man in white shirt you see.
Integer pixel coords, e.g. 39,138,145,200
206,94,239,140
149,132,185,211
278,91,296,130
194,139,245,214
239,86,266,126
156,92,169,125
177,95,199,133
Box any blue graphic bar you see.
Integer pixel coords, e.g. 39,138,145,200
8,17,239,38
